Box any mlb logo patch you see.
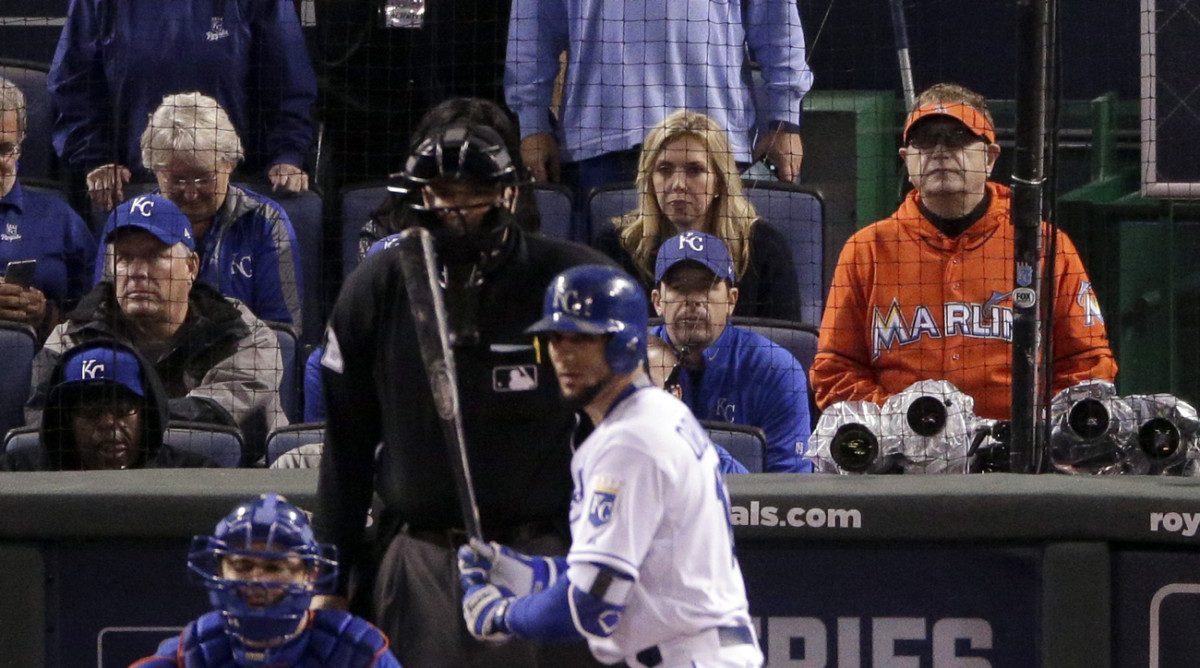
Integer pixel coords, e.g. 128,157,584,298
493,365,537,392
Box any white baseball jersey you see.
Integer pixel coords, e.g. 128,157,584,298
567,385,759,664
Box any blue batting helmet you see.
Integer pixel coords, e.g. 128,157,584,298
187,494,336,659
526,265,648,375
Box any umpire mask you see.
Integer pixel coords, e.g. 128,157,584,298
401,122,522,268
408,201,518,268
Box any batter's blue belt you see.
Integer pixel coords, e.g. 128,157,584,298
634,625,755,667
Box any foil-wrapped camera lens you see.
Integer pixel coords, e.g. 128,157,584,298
906,395,948,437
830,423,881,473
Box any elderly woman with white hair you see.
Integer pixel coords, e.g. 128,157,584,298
48,0,316,209
93,92,304,333
0,76,96,339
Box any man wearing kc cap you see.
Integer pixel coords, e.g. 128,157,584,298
651,230,812,472
28,194,286,463
2,339,216,470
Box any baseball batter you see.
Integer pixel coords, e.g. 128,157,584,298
458,264,762,668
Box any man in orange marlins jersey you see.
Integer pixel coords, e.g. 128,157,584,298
810,83,1116,420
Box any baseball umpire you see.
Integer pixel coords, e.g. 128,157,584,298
458,265,762,668
311,103,612,666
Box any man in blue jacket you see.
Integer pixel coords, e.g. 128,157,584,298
651,231,814,472
0,76,96,339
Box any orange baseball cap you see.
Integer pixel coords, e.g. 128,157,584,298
903,101,996,145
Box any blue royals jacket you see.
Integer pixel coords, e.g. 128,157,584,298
0,181,97,313
652,324,814,473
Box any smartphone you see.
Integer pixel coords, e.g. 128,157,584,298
4,259,37,288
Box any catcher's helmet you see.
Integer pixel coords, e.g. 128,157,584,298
526,265,648,375
188,494,336,659
402,123,518,186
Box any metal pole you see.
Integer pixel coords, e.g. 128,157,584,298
1009,0,1052,473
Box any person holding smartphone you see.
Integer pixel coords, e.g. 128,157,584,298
0,76,97,337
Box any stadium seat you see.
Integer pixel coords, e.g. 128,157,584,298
701,420,767,473
20,181,72,205
2,425,37,460
586,182,637,243
252,183,325,345
267,321,299,424
265,421,325,467
0,322,36,441
339,180,390,278
741,180,825,325
0,59,56,183
3,422,243,468
165,421,243,468
730,316,821,429
529,182,575,241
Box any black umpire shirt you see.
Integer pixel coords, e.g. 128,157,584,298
314,225,614,594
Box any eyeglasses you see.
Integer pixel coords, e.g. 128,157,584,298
158,172,220,191
0,142,20,159
906,128,983,150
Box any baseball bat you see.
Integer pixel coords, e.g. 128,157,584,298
396,226,484,542
888,0,916,110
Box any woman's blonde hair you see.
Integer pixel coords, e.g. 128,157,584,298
615,110,758,283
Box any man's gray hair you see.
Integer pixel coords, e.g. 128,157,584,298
0,76,26,139
140,92,244,170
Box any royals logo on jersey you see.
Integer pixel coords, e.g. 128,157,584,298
1,223,21,242
588,476,622,529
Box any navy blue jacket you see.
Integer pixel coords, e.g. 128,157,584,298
136,609,401,667
49,0,317,175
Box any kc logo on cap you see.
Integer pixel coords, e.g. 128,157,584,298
61,344,146,397
107,194,196,251
655,231,736,285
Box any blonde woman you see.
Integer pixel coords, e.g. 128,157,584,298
593,110,801,320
